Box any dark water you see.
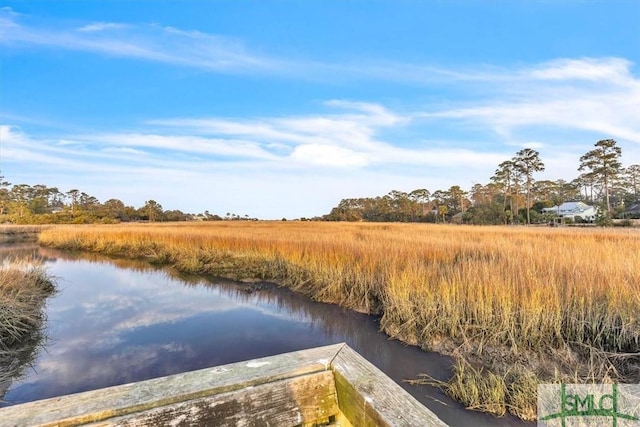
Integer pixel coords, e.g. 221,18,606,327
0,243,530,426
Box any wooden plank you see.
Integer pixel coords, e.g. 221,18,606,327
102,371,339,427
331,345,447,427
0,343,344,427
0,343,448,427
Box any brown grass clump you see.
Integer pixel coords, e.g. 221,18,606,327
37,222,640,419
0,260,56,394
0,261,55,350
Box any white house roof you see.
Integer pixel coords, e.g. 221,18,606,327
626,203,640,213
543,201,594,214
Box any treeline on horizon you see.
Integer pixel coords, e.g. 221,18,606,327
0,139,638,225
324,139,639,225
0,179,258,224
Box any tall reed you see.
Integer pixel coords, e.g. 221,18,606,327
0,261,55,350
37,222,640,419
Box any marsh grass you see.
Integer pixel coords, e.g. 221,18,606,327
0,259,56,397
0,225,47,244
407,359,538,420
37,222,640,419
0,260,55,350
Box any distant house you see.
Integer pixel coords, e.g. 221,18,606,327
625,203,640,218
542,201,597,222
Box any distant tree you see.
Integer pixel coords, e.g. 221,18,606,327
386,190,413,221
164,209,187,222
79,192,100,212
101,199,127,220
447,185,469,214
66,189,80,215
491,160,516,223
557,179,580,204
0,175,11,215
626,164,640,202
470,182,502,207
572,173,597,203
408,188,430,220
579,139,622,213
9,184,32,219
143,200,164,222
431,189,450,222
29,184,50,214
437,204,448,223
514,148,545,224
463,203,505,225
47,187,65,210
532,180,557,205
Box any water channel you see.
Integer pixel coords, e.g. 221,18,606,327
0,243,530,426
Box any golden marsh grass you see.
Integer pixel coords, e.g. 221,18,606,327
37,222,640,419
0,260,55,350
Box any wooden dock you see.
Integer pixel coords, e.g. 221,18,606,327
0,343,447,426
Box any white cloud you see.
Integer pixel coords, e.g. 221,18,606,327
415,57,640,145
2,9,639,97
291,144,370,167
87,133,280,160
101,147,148,156
3,66,639,218
526,57,635,82
0,11,283,73
1,10,639,217
147,102,507,170
77,22,128,32
1,110,510,218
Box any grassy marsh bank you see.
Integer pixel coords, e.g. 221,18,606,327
0,262,55,349
37,222,640,420
0,260,56,394
0,225,49,244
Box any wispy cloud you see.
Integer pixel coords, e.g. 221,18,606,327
2,101,505,173
2,8,639,217
3,8,639,90
77,22,128,32
414,57,640,144
147,102,506,169
525,57,635,82
4,82,638,182
1,102,510,217
0,9,285,73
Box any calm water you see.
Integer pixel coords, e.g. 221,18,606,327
0,243,530,426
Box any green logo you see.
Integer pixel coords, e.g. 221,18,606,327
539,384,640,426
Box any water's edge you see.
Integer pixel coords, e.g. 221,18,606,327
0,243,529,426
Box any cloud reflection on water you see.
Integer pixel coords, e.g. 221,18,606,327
3,246,335,403
0,245,526,426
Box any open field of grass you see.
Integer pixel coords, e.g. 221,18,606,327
37,222,640,420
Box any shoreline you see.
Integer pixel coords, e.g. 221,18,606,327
33,222,640,421
0,261,56,397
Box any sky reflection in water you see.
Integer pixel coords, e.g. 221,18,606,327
0,245,528,426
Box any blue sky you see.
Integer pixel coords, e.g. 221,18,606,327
1,1,639,219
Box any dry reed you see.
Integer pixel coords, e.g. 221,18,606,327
0,259,56,396
37,222,640,419
0,260,55,350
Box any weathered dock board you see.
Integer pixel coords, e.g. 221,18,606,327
0,343,447,427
